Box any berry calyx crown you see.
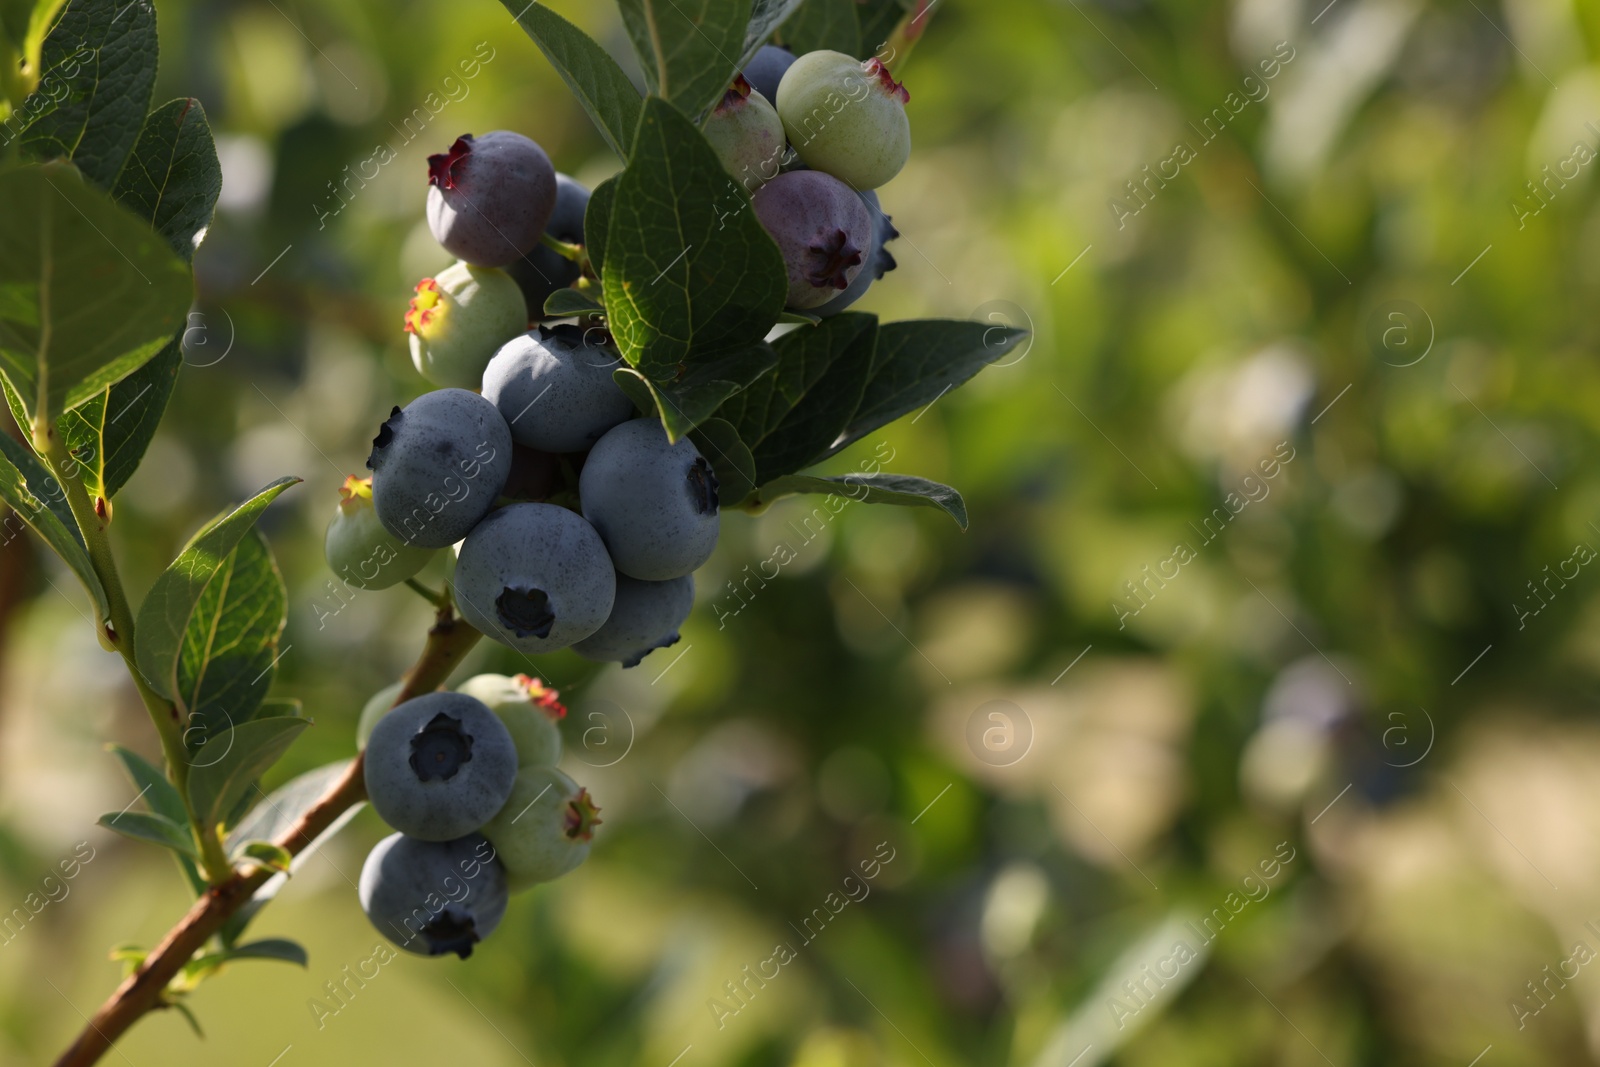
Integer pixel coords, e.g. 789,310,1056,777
804,228,864,290
404,277,447,336
863,58,910,104
513,674,567,720
718,74,754,113
337,475,374,513
427,134,475,190
564,787,602,842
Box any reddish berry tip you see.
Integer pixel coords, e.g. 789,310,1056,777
863,58,909,104
404,278,442,335
337,475,373,511
718,73,754,112
564,788,602,841
804,229,865,290
513,674,567,720
427,134,476,190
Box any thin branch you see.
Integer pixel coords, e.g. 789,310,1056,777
51,608,482,1067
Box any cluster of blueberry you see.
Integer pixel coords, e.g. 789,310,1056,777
326,43,921,961
356,674,595,958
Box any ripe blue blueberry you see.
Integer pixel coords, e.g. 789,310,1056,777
481,325,634,454
325,476,436,591
580,420,720,580
404,261,528,388
743,45,797,105
507,174,591,317
703,75,787,191
777,52,910,190
358,832,508,958
479,766,600,891
813,189,899,316
363,692,519,841
752,170,874,310
366,388,513,549
572,574,694,668
455,673,567,767
452,503,616,653
426,131,557,267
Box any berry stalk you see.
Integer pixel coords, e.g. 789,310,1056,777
50,605,483,1067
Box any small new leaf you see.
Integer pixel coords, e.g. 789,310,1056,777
234,840,292,874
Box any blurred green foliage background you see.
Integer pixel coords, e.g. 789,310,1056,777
5,0,1600,1063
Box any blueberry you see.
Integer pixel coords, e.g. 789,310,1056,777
426,131,557,267
479,766,599,891
358,832,508,958
580,420,720,580
743,45,796,104
481,325,635,454
703,75,787,192
572,574,694,668
363,692,519,841
325,476,436,591
404,261,528,388
456,673,567,767
777,52,910,190
366,388,513,549
752,170,874,310
507,174,591,318
355,681,405,749
452,503,616,653
813,189,899,316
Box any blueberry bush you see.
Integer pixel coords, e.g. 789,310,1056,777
0,0,1020,1063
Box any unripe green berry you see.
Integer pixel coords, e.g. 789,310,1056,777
404,260,527,388
325,476,435,591
480,765,600,891
703,75,787,192
776,52,910,191
356,681,405,749
455,673,567,767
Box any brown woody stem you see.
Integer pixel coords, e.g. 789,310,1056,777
51,605,481,1067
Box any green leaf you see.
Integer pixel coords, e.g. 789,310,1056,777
57,331,181,500
110,97,221,263
751,472,967,528
169,999,203,1038
17,0,159,189
106,742,204,894
177,530,288,753
856,0,909,58
619,0,751,119
828,320,1027,459
614,341,778,442
133,477,298,703
780,0,860,55
603,97,786,434
225,938,307,967
233,840,292,874
740,0,809,68
222,759,360,947
585,175,616,277
543,288,603,317
498,0,642,159
187,715,310,833
97,809,198,858
689,417,756,505
0,431,109,619
718,312,878,484
0,164,192,428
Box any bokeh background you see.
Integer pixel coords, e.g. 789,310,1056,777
5,0,1600,1063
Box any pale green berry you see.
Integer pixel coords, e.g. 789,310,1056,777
455,673,567,767
356,681,405,749
776,51,910,191
703,75,787,192
325,476,435,591
404,260,527,389
480,766,600,892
